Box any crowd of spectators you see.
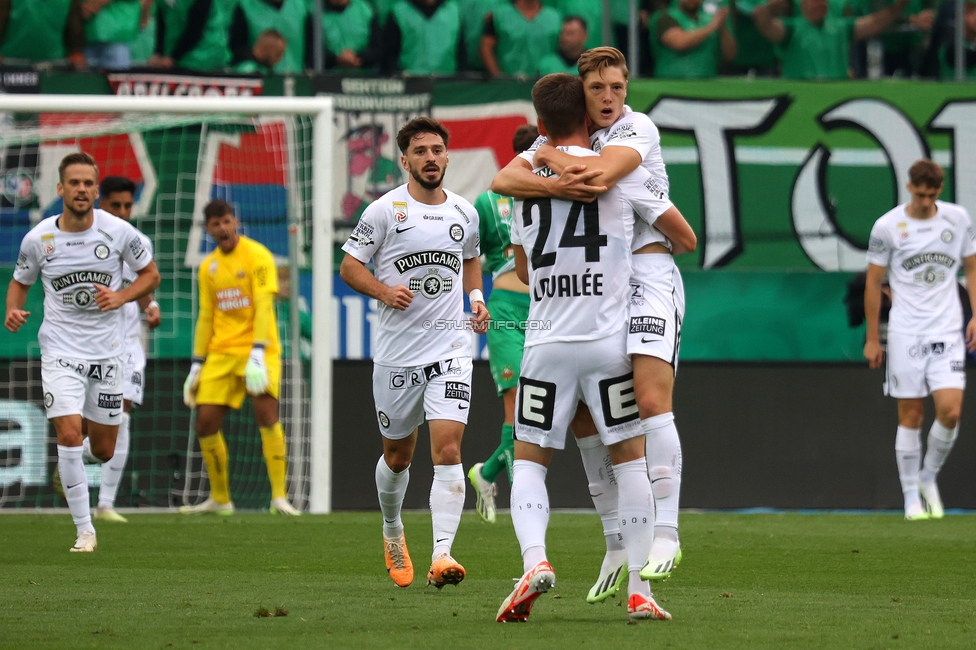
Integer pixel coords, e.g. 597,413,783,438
0,0,972,79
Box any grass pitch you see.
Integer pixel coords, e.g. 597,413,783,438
2,511,974,649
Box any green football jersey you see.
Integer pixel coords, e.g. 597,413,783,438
475,189,517,280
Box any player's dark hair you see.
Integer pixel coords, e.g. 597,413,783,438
99,176,136,197
58,152,98,182
512,124,540,154
908,159,944,189
396,117,450,154
204,198,235,222
531,74,586,141
577,46,629,81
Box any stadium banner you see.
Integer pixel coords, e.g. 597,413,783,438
107,72,264,97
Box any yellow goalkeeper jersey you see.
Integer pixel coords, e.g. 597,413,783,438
197,236,280,357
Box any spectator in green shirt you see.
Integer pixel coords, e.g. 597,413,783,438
650,0,737,78
318,0,381,71
150,0,235,71
537,14,588,74
480,0,561,77
83,0,141,70
752,0,910,79
230,0,312,74
0,0,86,69
381,0,462,75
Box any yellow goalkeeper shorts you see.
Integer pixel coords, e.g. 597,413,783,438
195,351,281,409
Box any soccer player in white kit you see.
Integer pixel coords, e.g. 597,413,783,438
495,73,676,624
81,176,162,522
493,46,696,595
864,159,976,520
4,153,160,552
340,117,490,589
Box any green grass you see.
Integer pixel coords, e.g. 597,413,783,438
2,512,975,649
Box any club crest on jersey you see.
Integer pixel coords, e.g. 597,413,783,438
449,224,464,242
942,229,954,243
409,268,453,299
914,266,945,286
393,250,461,275
94,244,109,259
393,201,408,223
42,233,55,255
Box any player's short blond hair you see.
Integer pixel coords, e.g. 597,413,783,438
577,46,629,82
908,159,944,189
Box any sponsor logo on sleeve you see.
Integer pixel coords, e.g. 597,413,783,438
453,204,470,224
608,122,636,140
629,316,666,336
868,236,886,255
348,221,375,247
15,252,29,271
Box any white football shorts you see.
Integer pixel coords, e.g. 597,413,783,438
372,356,473,440
122,337,146,405
627,253,684,370
884,331,966,398
41,354,124,425
515,327,641,449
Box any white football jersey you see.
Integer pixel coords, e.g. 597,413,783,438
13,209,153,360
512,146,669,347
121,231,154,340
867,200,976,336
520,106,674,252
341,184,480,366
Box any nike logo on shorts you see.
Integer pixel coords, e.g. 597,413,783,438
458,404,468,410
66,482,84,490
641,336,656,343
109,411,121,417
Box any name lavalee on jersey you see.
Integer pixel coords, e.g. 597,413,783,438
533,271,604,302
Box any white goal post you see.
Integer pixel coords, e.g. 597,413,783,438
0,94,334,514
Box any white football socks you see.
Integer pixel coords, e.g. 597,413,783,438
429,463,464,559
575,433,623,553
643,412,682,540
511,459,550,572
614,458,654,598
920,420,959,484
58,445,94,535
375,456,409,538
894,425,922,512
98,413,130,509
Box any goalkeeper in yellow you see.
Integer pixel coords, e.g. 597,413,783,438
180,199,300,515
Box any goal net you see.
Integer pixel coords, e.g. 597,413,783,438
0,96,333,513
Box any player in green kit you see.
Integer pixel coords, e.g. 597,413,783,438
467,123,539,524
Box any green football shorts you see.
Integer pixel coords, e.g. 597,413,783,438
486,289,530,396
